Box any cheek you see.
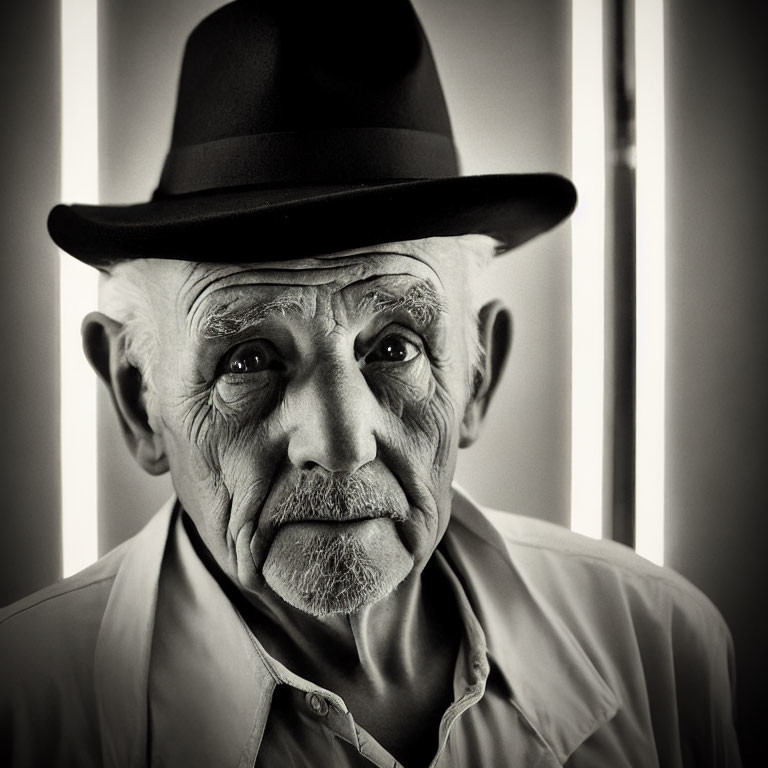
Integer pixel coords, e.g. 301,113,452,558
369,363,463,548
164,384,283,567
207,387,285,518
163,420,232,565
192,375,282,476
369,361,462,475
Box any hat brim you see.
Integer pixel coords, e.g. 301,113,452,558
47,173,576,267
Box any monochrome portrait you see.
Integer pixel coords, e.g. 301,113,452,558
1,1,765,766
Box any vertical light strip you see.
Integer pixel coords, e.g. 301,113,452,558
634,0,666,564
60,0,99,576
570,0,606,538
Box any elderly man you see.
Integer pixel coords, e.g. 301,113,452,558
0,1,741,766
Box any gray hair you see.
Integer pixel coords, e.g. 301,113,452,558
457,236,497,395
99,260,163,419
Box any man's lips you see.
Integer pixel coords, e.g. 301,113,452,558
274,512,392,529
270,517,403,548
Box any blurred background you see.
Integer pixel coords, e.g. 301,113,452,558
0,0,765,762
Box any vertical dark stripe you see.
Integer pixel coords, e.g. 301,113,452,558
604,0,636,547
665,1,768,756
0,2,63,604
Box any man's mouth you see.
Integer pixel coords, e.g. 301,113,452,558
276,511,391,527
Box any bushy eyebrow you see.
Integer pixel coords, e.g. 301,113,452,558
358,280,445,328
199,296,306,338
197,279,443,339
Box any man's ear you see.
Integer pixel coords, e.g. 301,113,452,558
81,311,169,475
459,300,512,448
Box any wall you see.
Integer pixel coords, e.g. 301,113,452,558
664,2,768,761
0,3,62,606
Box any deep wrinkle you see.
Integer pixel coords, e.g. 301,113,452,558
184,248,445,323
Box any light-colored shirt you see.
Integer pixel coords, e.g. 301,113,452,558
0,487,742,767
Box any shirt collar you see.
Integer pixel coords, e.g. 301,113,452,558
443,486,619,764
146,508,277,768
94,496,176,768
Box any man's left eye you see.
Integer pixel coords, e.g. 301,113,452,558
365,335,420,364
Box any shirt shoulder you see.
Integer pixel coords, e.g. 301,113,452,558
483,506,723,621
0,500,175,768
479,507,740,767
0,542,130,768
0,539,127,624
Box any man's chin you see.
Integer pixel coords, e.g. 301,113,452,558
262,518,414,617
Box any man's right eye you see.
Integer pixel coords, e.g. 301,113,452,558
223,340,281,375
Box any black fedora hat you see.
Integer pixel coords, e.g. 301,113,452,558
48,0,576,267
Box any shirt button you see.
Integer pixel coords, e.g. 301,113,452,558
306,691,329,717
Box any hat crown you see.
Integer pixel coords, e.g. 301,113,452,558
156,0,459,197
172,0,452,144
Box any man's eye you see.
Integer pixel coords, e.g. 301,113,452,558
223,341,280,374
365,335,420,364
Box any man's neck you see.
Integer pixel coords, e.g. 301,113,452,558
182,511,462,765
249,555,462,768
248,555,458,688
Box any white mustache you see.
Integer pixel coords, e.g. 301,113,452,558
270,470,409,528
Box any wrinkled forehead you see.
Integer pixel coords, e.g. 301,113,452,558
137,236,494,325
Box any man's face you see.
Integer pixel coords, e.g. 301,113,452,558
142,239,481,617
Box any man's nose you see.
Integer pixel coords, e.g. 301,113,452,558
286,357,377,473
